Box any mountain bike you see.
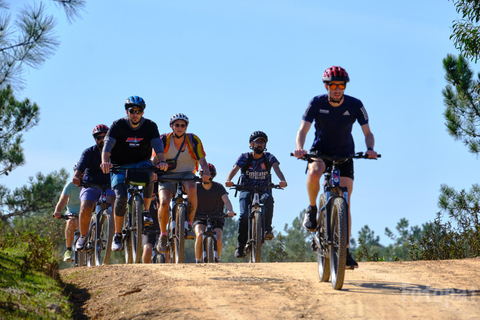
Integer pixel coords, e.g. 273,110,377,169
80,183,114,267
112,165,155,264
157,175,201,264
200,214,231,263
229,184,283,263
56,214,85,267
293,151,380,290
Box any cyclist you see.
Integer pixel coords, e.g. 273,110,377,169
225,131,287,259
293,65,378,269
73,124,116,251
53,165,81,262
193,163,235,263
153,113,211,253
100,96,168,252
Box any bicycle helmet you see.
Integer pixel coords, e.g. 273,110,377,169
92,124,109,137
249,131,268,143
169,113,189,126
200,163,217,179
322,66,350,83
124,96,146,110
73,163,79,171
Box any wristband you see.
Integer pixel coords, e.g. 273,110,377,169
367,147,374,151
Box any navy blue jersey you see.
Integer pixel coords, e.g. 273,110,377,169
235,152,278,187
302,94,369,156
107,117,160,165
77,145,111,186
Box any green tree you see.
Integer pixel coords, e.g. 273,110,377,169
450,0,480,62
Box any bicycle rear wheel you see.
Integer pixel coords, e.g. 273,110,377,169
131,195,144,263
205,236,215,263
249,211,262,263
317,193,330,282
174,204,186,263
329,197,348,290
86,215,96,267
95,209,114,266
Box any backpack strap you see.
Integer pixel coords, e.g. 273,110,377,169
241,152,272,174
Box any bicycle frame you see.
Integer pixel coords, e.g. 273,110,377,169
201,214,228,263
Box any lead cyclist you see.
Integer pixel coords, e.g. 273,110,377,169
293,66,378,269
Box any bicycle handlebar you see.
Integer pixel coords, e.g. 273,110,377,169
80,182,111,190
290,151,381,163
53,213,78,220
156,175,202,183
229,183,284,192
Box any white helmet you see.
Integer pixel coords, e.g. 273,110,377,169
169,113,189,126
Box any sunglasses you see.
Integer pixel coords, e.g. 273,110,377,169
173,123,187,128
95,135,106,141
128,109,143,115
328,83,346,90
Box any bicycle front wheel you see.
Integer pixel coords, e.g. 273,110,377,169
166,216,175,263
205,236,215,263
95,209,114,266
174,204,186,263
249,210,262,263
131,195,144,263
329,197,348,290
317,193,330,282
124,210,133,264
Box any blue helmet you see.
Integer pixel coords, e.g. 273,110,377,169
125,96,146,110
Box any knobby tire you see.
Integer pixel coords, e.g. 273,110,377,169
132,195,143,263
95,209,114,266
86,215,96,267
205,236,215,263
330,197,348,290
166,216,175,263
250,211,262,263
175,204,186,263
124,210,133,264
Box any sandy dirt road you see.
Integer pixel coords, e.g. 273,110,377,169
61,258,480,320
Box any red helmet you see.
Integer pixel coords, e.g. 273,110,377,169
92,124,109,137
322,66,350,83
200,163,217,179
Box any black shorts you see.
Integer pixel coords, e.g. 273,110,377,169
193,218,225,230
142,230,159,246
310,149,354,180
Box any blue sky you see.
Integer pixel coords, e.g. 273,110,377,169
3,0,478,245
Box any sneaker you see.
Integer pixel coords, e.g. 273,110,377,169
63,250,73,262
234,245,246,258
264,231,274,240
156,235,168,253
111,233,123,251
302,205,318,232
186,224,195,240
75,236,86,251
143,211,153,227
346,249,359,269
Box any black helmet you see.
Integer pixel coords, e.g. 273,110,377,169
200,163,217,179
92,124,109,137
169,113,189,126
249,131,268,143
125,96,146,110
322,66,350,83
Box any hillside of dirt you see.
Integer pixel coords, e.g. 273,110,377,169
60,258,480,319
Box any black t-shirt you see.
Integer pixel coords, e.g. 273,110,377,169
195,181,228,217
107,117,160,165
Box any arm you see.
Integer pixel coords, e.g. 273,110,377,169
198,157,211,183
221,194,235,217
72,169,83,186
294,120,312,158
272,162,287,188
100,151,113,174
53,194,69,218
361,123,377,159
225,165,241,187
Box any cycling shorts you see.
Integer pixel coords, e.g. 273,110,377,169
80,187,115,202
158,171,196,195
310,149,354,180
193,217,225,230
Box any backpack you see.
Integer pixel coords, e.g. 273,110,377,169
240,152,272,174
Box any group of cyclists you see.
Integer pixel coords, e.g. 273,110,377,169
54,65,377,268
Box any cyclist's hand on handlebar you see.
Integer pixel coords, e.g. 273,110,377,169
279,181,287,188
227,211,235,218
293,149,307,158
72,177,81,186
225,181,233,188
157,161,168,171
53,211,61,219
366,149,378,159
100,162,112,174
201,174,211,184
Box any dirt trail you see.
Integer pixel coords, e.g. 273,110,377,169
61,258,480,319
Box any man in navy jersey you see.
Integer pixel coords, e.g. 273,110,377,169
226,131,287,259
73,124,115,251
293,66,378,269
100,96,168,252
